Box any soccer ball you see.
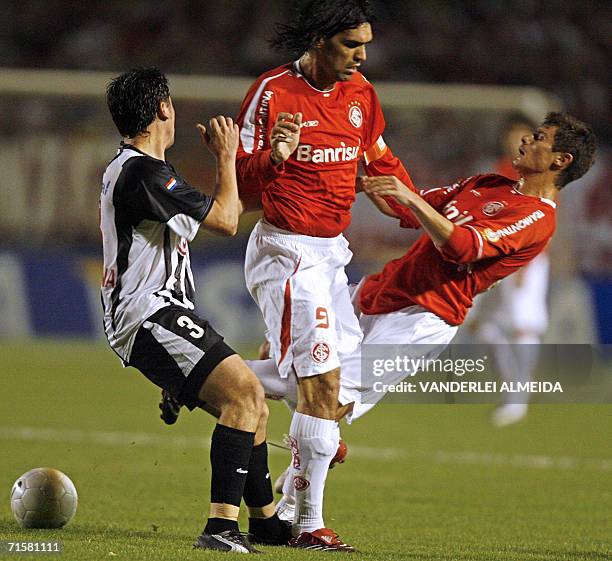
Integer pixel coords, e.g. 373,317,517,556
10,468,78,529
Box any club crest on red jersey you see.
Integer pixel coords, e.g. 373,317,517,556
482,201,505,216
311,342,331,363
348,101,363,128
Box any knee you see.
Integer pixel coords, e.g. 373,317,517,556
228,375,266,417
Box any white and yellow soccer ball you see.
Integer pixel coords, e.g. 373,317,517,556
10,468,78,529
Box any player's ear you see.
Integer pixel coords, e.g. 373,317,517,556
310,35,325,52
158,98,173,121
551,152,573,171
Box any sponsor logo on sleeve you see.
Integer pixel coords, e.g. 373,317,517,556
256,90,273,150
482,209,546,243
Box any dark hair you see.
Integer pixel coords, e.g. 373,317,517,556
542,112,597,188
271,0,375,57
106,67,170,138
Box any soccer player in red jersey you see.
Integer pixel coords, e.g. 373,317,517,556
247,112,596,524
466,114,551,427
235,0,412,551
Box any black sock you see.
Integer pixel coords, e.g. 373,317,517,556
204,423,254,535
244,441,274,509
244,441,282,537
248,514,285,538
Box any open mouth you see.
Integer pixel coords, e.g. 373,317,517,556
518,146,525,156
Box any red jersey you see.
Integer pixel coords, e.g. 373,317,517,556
359,175,557,325
236,61,412,237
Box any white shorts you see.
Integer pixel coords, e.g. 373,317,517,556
338,305,458,422
245,220,362,378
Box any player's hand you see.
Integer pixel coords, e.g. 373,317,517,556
197,116,239,160
359,175,417,208
270,112,302,165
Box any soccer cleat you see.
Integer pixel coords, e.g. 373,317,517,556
159,389,181,425
193,529,261,553
248,519,292,546
289,528,357,552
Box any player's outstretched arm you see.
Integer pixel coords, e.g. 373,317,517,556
197,117,241,236
361,175,454,247
357,177,399,218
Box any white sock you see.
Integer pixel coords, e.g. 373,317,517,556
289,412,338,535
275,462,295,523
282,461,294,498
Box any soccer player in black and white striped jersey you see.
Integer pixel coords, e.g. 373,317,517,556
101,68,288,552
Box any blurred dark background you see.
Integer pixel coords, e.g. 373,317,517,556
2,0,610,141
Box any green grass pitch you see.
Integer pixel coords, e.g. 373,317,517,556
0,340,610,560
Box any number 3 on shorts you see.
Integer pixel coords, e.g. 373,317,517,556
177,315,205,339
315,307,329,329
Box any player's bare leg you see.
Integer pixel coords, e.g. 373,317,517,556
195,356,289,547
189,355,263,551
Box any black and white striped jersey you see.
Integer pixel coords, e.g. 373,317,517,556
100,143,213,361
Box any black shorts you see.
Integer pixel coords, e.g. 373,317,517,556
128,306,236,410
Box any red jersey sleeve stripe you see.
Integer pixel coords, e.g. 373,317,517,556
465,225,484,260
420,187,445,196
239,70,291,154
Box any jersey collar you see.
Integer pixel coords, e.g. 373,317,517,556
119,142,165,163
293,60,336,94
510,184,557,209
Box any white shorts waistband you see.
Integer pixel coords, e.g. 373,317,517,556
254,220,347,248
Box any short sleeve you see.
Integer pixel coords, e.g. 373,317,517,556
117,156,213,241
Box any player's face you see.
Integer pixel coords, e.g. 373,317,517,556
503,123,532,157
512,125,560,173
319,23,373,83
162,97,176,148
